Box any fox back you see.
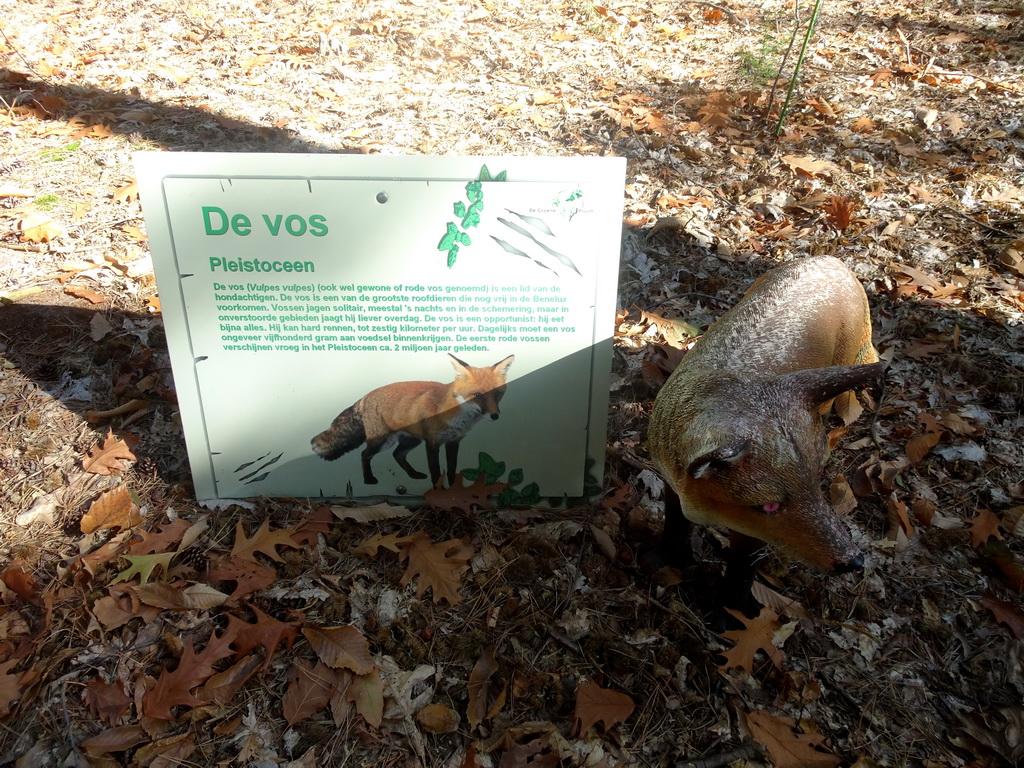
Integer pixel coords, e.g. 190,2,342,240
359,355,514,445
648,256,885,571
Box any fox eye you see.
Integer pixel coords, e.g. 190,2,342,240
761,502,781,513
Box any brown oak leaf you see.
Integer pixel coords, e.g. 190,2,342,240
352,530,412,559
112,180,139,203
781,154,835,178
967,508,1004,549
746,710,840,768
142,637,235,720
397,530,473,605
127,518,192,554
719,607,786,673
574,680,635,735
230,518,300,562
980,593,1024,639
424,473,507,513
208,555,277,601
82,430,138,475
17,213,63,243
64,283,105,304
225,606,301,669
291,505,334,547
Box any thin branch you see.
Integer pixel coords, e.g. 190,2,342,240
679,1,747,30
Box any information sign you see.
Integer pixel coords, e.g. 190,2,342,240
135,154,625,501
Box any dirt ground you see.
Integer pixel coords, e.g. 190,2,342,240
1,0,1023,766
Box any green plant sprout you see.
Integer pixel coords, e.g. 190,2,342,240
32,194,60,211
41,141,81,162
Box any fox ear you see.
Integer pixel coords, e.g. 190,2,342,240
492,354,514,377
782,362,887,410
687,441,750,479
449,353,471,376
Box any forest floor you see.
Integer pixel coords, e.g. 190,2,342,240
1,0,1023,766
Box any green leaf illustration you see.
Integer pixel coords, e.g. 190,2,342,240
453,200,467,217
518,482,541,505
465,181,483,203
508,467,524,485
478,165,507,182
456,231,471,246
446,245,459,268
438,221,459,251
479,453,505,482
462,199,483,229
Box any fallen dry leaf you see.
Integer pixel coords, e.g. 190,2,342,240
574,679,636,735
81,485,141,533
467,645,499,729
64,283,105,304
112,181,139,203
1,562,39,604
397,530,473,605
132,581,229,611
424,473,507,513
980,593,1024,639
82,430,138,475
302,625,374,675
283,658,339,726
17,213,63,243
80,725,148,757
230,518,300,563
224,606,300,668
967,508,1004,549
719,607,786,673
746,710,840,768
781,154,836,178
83,678,132,726
347,667,384,728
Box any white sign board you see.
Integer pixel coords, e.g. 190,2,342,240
135,154,625,501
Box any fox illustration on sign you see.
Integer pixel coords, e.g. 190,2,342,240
311,353,515,486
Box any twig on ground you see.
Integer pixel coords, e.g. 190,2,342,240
676,742,760,768
679,1,747,29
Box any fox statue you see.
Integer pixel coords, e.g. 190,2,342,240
312,353,514,486
647,256,886,603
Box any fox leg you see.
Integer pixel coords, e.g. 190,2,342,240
423,442,443,485
360,437,390,484
444,442,459,485
392,435,427,480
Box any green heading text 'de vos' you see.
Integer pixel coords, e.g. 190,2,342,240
201,206,329,237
